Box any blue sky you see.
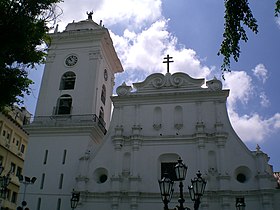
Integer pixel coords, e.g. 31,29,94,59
24,0,280,171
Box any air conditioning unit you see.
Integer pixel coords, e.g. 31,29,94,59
5,143,10,148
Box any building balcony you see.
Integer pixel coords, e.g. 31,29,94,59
26,114,107,134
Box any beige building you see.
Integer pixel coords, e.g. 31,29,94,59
0,106,30,210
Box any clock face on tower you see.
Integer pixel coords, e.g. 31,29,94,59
65,55,78,67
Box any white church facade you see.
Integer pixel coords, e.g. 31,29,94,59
22,16,280,210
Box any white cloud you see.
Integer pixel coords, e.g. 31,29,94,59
228,111,279,142
271,113,280,129
252,63,268,84
57,0,162,31
276,16,280,28
224,71,279,142
111,19,210,78
223,71,253,107
111,19,170,73
94,0,162,28
259,92,270,107
56,0,102,30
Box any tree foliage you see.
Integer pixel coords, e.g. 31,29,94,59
276,0,280,16
219,0,280,75
218,0,258,73
0,0,62,110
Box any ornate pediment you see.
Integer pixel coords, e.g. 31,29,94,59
133,72,205,93
116,72,223,96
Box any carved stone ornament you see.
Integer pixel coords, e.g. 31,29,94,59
133,72,205,92
116,82,132,96
174,123,183,130
153,123,162,130
206,77,222,91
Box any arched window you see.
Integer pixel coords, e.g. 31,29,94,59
56,94,72,115
158,154,180,181
101,84,106,105
174,106,183,130
60,71,76,90
153,106,162,130
99,107,104,120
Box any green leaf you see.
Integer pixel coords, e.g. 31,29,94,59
218,0,258,75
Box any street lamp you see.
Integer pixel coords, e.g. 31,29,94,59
158,174,174,210
70,189,80,210
158,158,207,210
236,197,246,210
188,171,207,210
174,158,188,210
18,175,37,210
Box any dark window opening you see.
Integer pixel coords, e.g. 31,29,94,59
37,197,41,210
99,174,108,183
161,162,177,181
99,107,104,120
40,173,45,189
57,95,72,115
98,107,106,128
60,72,76,90
56,198,61,210
20,144,25,153
43,150,48,164
59,174,64,189
237,173,247,183
16,167,22,178
10,162,16,173
11,191,17,203
101,85,106,105
62,149,67,165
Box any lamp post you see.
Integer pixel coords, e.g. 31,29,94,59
236,197,246,210
0,164,11,210
158,174,174,210
188,171,207,210
158,158,207,210
174,157,188,210
70,189,80,210
18,175,37,210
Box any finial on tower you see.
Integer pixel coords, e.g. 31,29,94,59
163,54,174,73
87,11,93,20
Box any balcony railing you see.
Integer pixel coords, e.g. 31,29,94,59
26,114,107,134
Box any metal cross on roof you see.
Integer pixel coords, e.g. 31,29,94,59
163,54,174,73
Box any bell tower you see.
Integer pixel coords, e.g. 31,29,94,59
22,16,123,210
35,16,123,129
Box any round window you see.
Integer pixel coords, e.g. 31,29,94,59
236,173,246,183
93,168,108,184
234,166,251,183
99,174,108,183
